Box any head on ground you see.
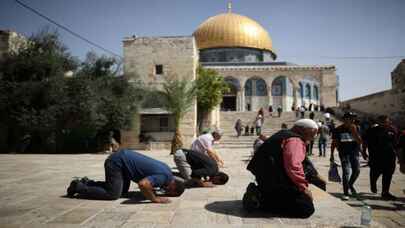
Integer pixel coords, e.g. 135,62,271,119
164,177,185,197
210,172,229,185
291,119,319,142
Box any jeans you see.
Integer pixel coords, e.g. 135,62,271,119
318,138,327,156
173,149,192,180
76,158,130,200
338,151,360,195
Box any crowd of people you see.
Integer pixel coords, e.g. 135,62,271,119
65,107,405,219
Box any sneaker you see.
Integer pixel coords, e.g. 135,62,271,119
66,179,80,198
242,183,261,212
381,192,397,201
349,186,358,196
341,195,350,201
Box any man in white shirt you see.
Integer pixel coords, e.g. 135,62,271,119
191,130,224,167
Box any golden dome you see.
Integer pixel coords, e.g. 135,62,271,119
193,12,275,55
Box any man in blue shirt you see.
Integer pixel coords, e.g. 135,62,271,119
66,149,185,203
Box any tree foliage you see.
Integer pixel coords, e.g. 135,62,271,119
161,79,197,153
195,67,229,131
0,30,143,153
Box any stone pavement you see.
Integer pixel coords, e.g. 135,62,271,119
1,147,399,228
309,153,405,228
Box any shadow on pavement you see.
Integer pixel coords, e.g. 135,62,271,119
205,200,295,218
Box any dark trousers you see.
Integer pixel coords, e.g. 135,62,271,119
76,158,130,200
256,177,314,218
370,157,396,194
338,151,360,195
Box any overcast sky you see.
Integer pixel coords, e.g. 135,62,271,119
1,0,404,100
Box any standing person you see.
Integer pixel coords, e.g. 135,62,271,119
277,105,283,117
397,130,405,174
330,112,363,200
234,119,243,137
244,124,250,136
191,130,224,167
66,149,185,203
318,121,329,157
268,105,273,117
323,112,331,123
295,106,300,119
300,106,306,118
362,115,398,200
309,111,315,120
173,149,229,187
255,114,263,136
243,119,319,218
250,125,255,136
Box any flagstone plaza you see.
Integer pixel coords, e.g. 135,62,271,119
1,147,404,227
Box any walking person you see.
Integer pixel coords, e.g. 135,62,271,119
234,119,243,137
277,105,283,117
255,114,263,136
318,121,329,157
300,106,305,118
268,105,273,117
66,149,185,203
330,112,362,200
362,115,398,200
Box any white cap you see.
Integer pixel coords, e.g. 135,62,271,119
294,119,319,129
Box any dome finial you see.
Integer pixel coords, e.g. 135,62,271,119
227,1,232,13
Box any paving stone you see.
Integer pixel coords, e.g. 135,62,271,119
48,208,100,224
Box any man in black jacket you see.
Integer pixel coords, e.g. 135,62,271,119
362,115,398,200
243,119,319,218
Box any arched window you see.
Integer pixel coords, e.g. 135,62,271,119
299,82,304,98
305,84,311,99
224,77,240,95
255,79,267,96
244,79,252,96
313,85,319,100
272,76,285,96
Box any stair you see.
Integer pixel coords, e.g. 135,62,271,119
215,111,339,150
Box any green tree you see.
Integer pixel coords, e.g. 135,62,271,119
161,79,197,154
0,30,144,153
196,67,229,132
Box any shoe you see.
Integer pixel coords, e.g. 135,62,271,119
370,185,377,194
67,179,80,198
341,195,350,201
349,186,358,196
242,183,261,212
381,192,397,201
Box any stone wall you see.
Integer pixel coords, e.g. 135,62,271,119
0,30,27,62
122,36,198,148
341,60,405,128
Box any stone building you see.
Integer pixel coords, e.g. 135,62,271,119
341,59,405,128
0,30,27,63
122,7,338,149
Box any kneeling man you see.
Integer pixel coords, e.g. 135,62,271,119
243,119,319,218
174,148,229,187
66,149,185,203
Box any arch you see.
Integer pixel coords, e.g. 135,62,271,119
299,82,304,98
305,83,311,99
313,85,319,100
221,76,239,111
271,76,285,96
224,76,240,92
244,77,269,111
